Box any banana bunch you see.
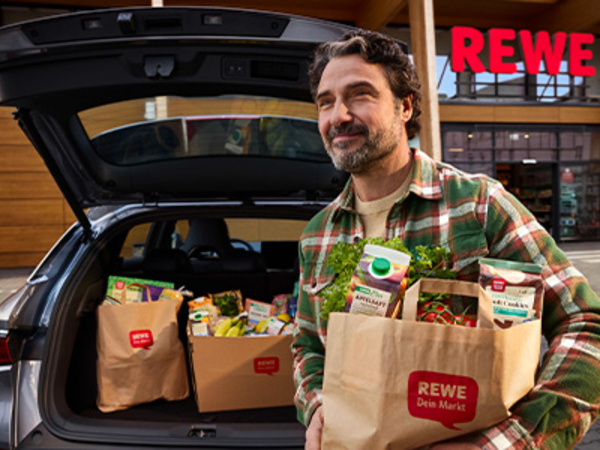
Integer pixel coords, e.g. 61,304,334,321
214,312,249,337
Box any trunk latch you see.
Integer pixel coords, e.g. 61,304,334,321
145,55,175,78
187,424,217,439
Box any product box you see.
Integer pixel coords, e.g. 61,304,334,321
106,276,174,303
188,334,294,412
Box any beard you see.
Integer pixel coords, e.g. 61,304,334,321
324,116,403,175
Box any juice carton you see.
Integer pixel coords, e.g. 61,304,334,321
345,244,411,317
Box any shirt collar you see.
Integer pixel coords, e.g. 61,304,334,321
330,148,443,222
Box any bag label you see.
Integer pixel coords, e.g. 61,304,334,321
491,278,506,292
408,371,479,430
486,285,536,319
349,285,391,316
254,357,279,376
129,329,154,350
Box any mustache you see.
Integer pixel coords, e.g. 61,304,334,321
327,123,369,143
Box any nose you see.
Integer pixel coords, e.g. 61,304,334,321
330,100,352,127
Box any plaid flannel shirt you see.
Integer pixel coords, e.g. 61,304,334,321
292,148,600,449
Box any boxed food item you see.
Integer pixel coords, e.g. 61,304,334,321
187,333,295,412
105,275,174,303
344,244,411,317
245,298,276,327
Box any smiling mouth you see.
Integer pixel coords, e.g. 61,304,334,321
331,133,364,145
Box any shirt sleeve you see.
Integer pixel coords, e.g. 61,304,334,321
291,241,326,427
466,182,600,449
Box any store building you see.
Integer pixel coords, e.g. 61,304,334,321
0,0,599,268
383,25,600,242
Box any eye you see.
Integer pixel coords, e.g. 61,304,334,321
353,89,372,99
317,98,332,110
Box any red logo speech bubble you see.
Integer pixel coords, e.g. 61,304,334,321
408,371,479,430
254,357,279,376
491,278,506,292
129,329,154,350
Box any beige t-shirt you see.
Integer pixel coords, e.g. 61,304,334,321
354,174,412,239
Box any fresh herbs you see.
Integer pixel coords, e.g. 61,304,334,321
320,238,456,320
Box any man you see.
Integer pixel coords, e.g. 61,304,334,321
291,29,600,450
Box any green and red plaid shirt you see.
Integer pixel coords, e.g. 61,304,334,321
292,148,600,449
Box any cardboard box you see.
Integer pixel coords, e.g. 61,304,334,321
188,334,295,412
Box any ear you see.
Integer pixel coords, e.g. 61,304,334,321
401,95,413,123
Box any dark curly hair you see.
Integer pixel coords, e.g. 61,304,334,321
308,29,421,140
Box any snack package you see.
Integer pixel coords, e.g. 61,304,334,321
245,299,276,327
266,317,293,336
211,290,243,316
345,244,411,317
106,276,174,303
478,258,544,329
158,288,185,303
188,296,219,327
272,294,289,316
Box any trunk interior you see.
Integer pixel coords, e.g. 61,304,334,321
42,209,308,446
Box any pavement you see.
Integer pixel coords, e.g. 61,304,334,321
1,242,600,447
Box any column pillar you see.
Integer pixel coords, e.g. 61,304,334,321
408,0,441,161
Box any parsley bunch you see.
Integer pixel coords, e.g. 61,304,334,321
320,238,456,320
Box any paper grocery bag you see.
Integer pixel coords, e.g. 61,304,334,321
96,284,189,412
322,279,541,450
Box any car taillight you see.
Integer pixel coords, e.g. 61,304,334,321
0,336,12,364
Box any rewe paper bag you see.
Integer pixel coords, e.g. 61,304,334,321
322,279,541,450
96,284,189,412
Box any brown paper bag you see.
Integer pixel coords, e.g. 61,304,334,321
96,284,190,412
322,279,541,450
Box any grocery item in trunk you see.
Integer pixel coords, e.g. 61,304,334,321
106,275,174,303
96,283,189,412
212,289,243,316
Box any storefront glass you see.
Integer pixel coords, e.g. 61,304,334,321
442,124,600,241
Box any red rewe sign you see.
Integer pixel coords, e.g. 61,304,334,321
254,357,279,376
452,26,596,77
129,329,154,350
408,371,479,430
492,278,507,292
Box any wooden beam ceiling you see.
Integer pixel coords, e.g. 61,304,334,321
500,0,558,4
532,0,600,32
350,0,408,30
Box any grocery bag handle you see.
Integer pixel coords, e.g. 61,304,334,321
402,279,494,329
119,283,154,303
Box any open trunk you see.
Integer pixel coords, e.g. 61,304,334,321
38,207,310,448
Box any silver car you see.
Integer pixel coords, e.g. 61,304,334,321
0,7,352,448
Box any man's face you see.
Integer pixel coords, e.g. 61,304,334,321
315,54,407,174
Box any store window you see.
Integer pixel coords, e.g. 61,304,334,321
442,124,600,241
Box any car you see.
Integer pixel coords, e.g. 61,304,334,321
0,6,353,448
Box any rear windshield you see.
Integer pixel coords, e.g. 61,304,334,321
78,95,328,165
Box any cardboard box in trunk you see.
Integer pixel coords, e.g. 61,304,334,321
188,334,295,412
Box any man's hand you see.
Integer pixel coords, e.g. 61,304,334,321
305,406,324,450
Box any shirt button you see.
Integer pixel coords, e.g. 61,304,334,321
353,235,360,243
